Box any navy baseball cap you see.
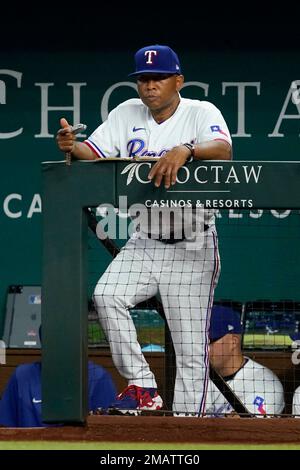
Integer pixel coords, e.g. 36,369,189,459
210,306,242,342
129,44,181,77
290,332,300,341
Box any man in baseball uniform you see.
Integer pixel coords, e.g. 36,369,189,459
292,386,300,416
206,306,285,416
56,44,232,414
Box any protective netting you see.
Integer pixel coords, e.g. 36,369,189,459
88,208,300,416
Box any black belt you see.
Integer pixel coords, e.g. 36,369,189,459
147,225,209,244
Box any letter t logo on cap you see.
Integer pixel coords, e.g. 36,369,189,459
144,50,157,64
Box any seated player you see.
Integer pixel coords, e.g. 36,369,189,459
0,360,117,427
205,306,285,417
292,385,300,416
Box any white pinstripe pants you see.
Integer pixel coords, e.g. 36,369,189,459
94,228,220,413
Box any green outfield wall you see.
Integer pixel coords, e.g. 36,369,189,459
1,49,300,336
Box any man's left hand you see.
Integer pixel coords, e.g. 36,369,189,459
148,145,191,189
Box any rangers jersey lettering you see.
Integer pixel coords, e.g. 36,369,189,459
84,97,232,159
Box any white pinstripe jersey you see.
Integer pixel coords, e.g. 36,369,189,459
84,97,232,159
205,358,285,417
85,96,232,242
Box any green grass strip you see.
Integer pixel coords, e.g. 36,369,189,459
0,441,300,450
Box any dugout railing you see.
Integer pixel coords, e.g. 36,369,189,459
41,159,300,423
